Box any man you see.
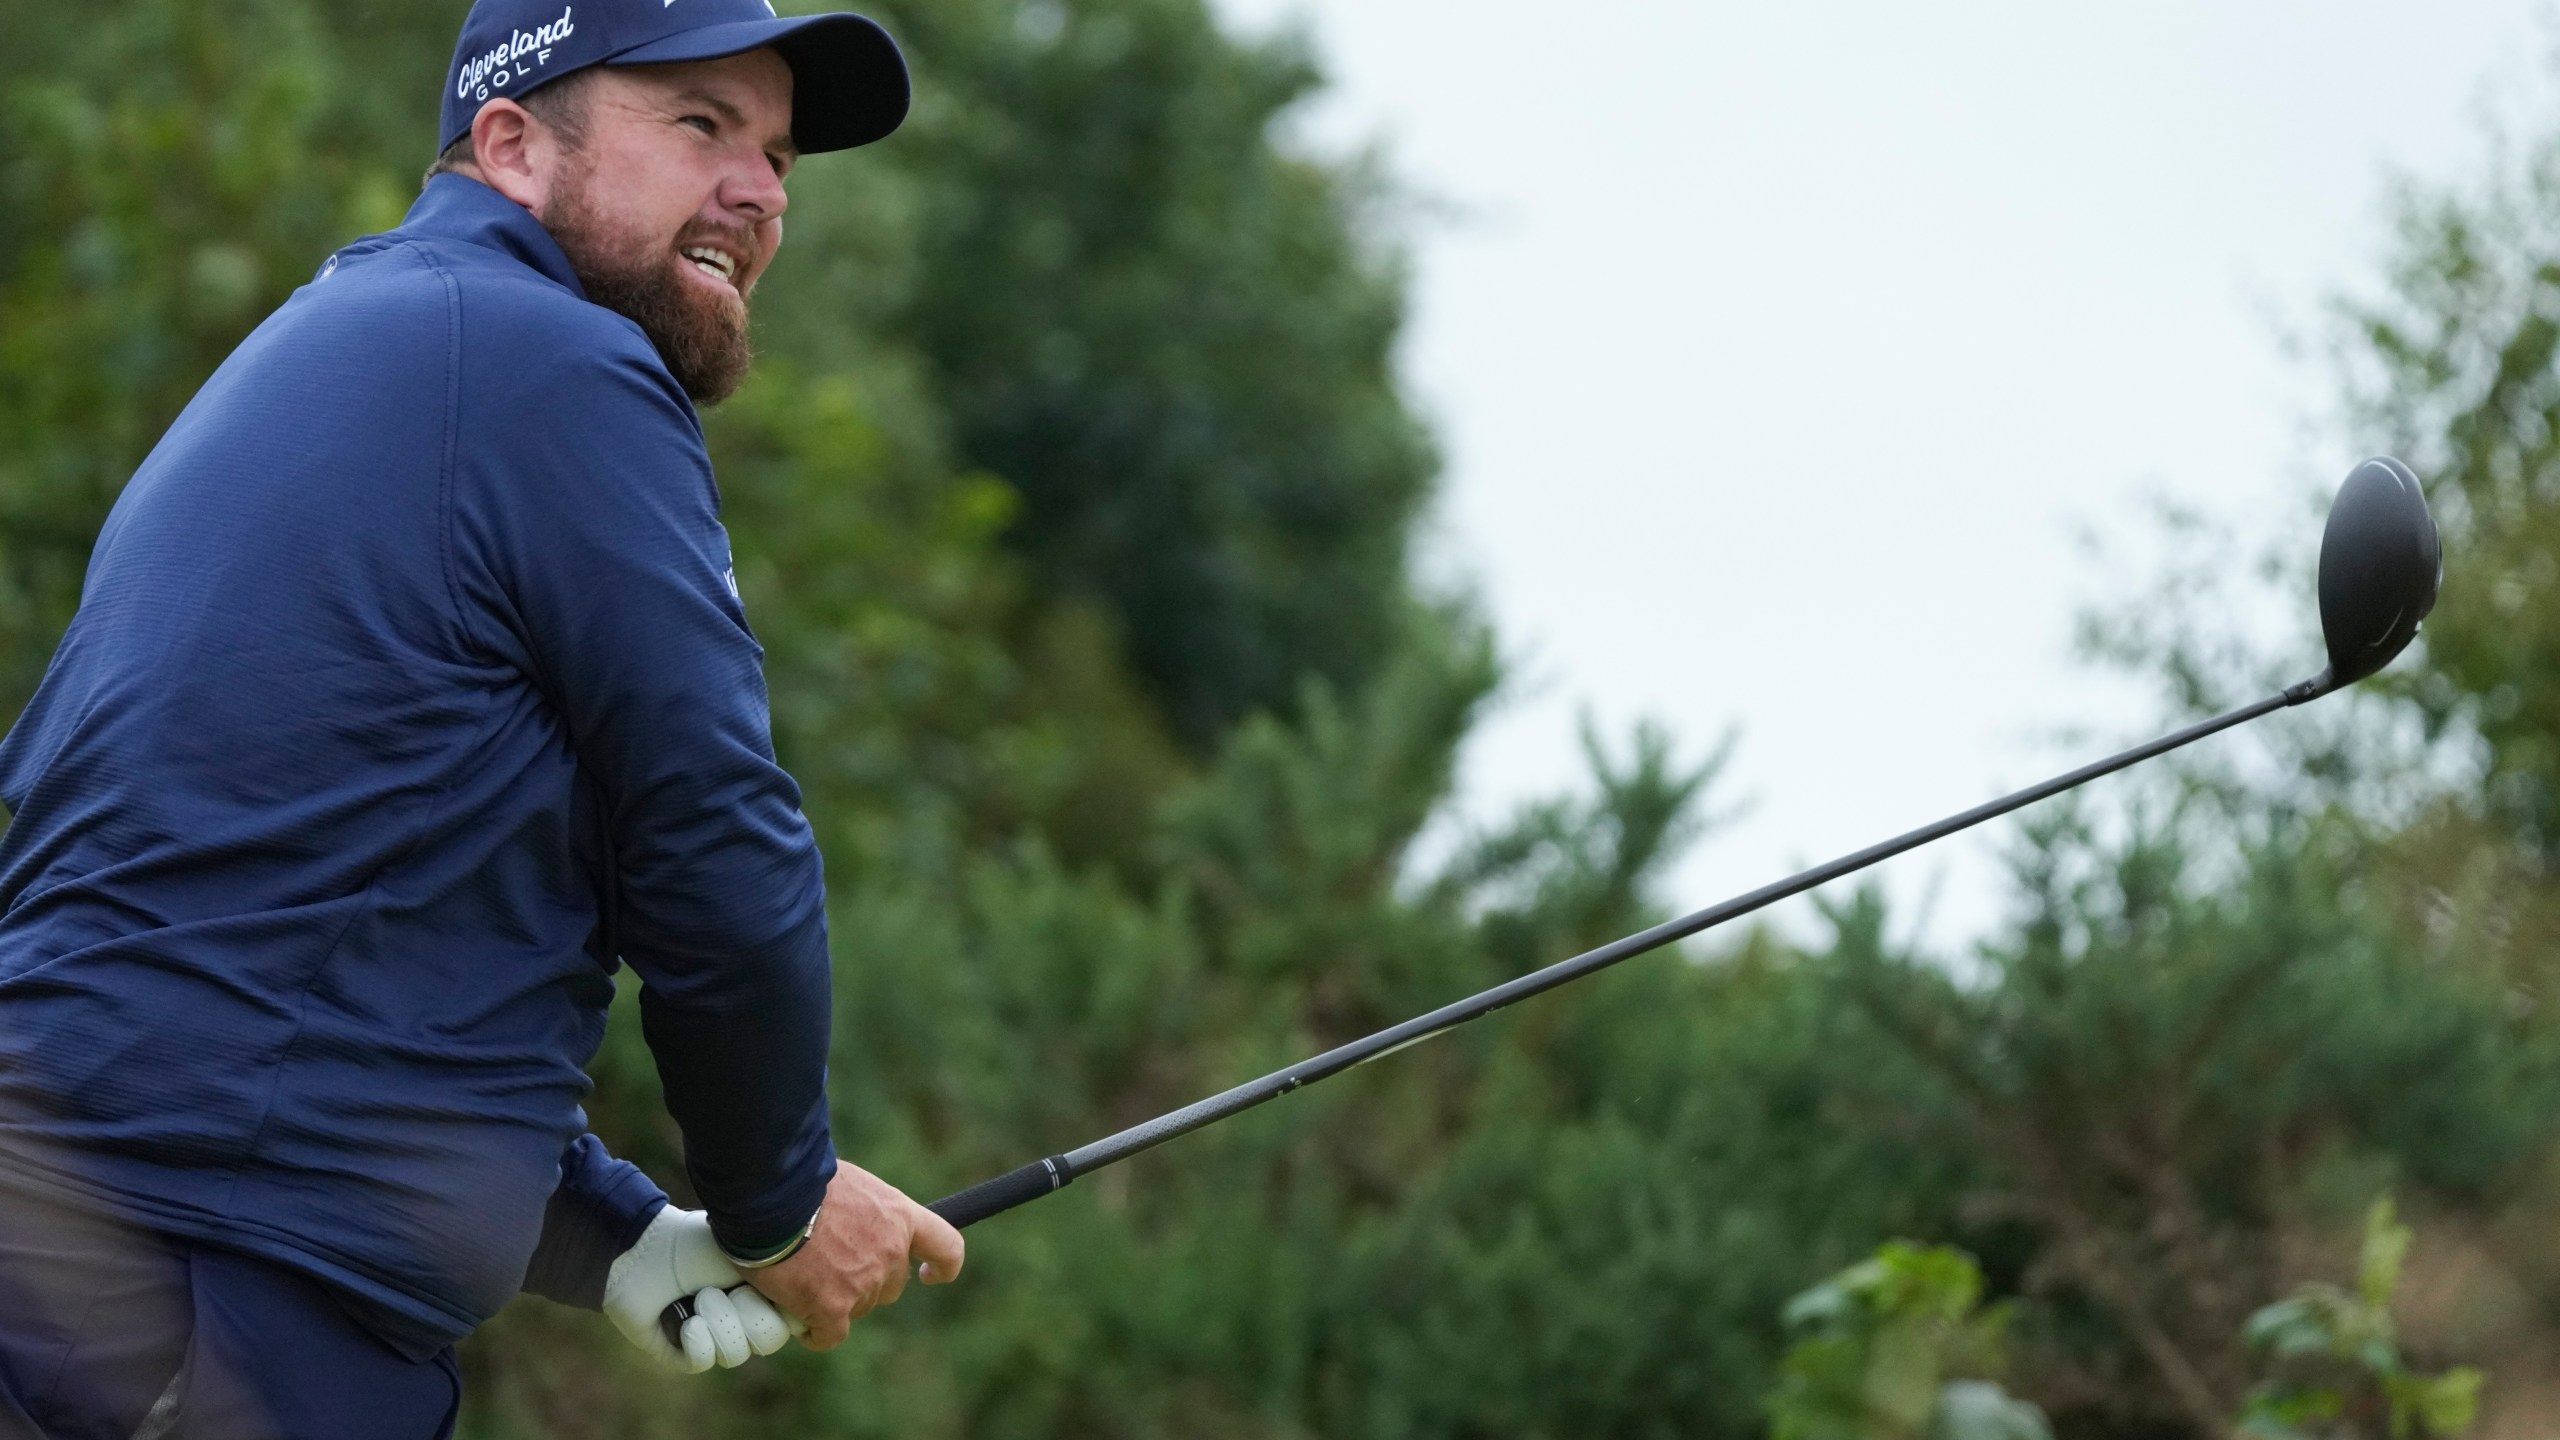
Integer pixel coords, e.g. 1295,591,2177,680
0,2,962,1433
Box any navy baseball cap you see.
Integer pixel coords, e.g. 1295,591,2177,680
441,0,908,156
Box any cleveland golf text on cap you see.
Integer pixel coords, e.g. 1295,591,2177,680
440,0,910,157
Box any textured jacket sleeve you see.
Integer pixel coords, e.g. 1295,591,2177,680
522,1133,670,1309
450,333,836,1254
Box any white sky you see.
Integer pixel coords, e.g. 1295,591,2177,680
1206,0,2550,954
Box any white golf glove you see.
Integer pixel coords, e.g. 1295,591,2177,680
603,1206,800,1373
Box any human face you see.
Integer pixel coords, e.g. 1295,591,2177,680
537,50,798,404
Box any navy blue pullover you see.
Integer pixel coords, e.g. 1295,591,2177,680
0,175,837,1357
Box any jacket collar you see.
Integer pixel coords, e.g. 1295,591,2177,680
397,173,589,299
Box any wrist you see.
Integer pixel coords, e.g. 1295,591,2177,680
721,1196,822,1270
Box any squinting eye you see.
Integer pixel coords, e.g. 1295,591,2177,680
681,115,716,134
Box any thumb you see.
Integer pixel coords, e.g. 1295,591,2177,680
908,1200,965,1285
668,1223,743,1295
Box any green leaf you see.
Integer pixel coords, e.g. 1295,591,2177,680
2245,1296,2342,1359
2359,1197,2414,1312
2385,1367,2484,1439
2241,1385,2346,1435
1865,1321,1944,1432
1929,1381,2054,1440
1782,1279,1859,1335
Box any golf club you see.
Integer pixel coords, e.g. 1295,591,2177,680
664,454,2440,1343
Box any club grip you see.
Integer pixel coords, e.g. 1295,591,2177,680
655,1157,1071,1350
928,1156,1073,1229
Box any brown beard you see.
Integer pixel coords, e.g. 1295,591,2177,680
540,167,756,406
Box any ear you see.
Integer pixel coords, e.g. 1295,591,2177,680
468,98,559,212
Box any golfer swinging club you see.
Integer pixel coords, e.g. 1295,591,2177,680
0,1,961,1431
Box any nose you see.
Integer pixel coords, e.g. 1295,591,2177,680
721,154,789,225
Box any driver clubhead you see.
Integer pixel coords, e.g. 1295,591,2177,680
2317,456,2441,688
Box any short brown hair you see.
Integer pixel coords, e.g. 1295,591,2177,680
424,70,599,185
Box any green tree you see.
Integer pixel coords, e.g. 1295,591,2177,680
2338,111,2560,854
1822,799,2557,1436
0,0,411,708
832,0,1439,751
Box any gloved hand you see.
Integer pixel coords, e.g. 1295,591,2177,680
603,1206,800,1372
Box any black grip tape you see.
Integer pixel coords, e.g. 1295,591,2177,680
928,1157,1071,1229
658,1293,695,1352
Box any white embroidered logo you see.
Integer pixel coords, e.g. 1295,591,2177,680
455,6,577,105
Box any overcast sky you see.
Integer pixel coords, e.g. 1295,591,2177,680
1203,0,2550,953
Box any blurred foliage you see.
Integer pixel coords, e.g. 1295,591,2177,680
890,0,1433,752
1768,1241,2052,1440
2240,1199,2484,1440
1813,801,2559,1438
2339,117,2560,853
0,0,410,703
13,2,2560,1438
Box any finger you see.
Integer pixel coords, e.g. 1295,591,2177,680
875,1254,910,1309
728,1285,794,1356
634,1319,692,1374
908,1201,966,1284
799,1310,851,1352
677,1315,719,1373
692,1286,752,1369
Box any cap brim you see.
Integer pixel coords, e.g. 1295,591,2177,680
609,13,909,153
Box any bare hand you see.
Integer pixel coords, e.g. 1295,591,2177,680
743,1159,964,1349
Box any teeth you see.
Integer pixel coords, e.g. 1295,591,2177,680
680,245,736,282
